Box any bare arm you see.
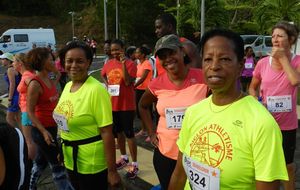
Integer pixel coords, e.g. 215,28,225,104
168,152,187,190
100,125,121,187
273,47,300,86
121,60,134,86
27,80,54,145
256,180,280,190
279,56,300,86
0,146,5,186
134,69,150,88
119,51,134,86
248,76,261,98
139,89,158,145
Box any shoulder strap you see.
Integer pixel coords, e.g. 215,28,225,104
149,56,157,78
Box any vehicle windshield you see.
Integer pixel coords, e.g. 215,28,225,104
265,36,272,47
0,35,11,43
241,35,258,45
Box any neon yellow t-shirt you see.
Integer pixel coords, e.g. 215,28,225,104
177,95,288,190
54,76,113,174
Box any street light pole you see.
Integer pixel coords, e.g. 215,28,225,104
104,0,108,40
68,11,75,39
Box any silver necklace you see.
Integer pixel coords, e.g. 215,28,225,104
209,92,243,113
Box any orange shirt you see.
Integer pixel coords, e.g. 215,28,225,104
17,70,35,112
136,59,153,90
148,68,208,159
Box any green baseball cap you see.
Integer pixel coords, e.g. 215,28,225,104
0,52,14,62
154,34,182,56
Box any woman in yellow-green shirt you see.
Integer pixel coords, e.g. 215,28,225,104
54,41,121,190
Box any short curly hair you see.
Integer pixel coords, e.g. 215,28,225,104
26,47,50,71
58,40,93,68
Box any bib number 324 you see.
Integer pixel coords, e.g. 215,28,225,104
189,170,207,189
183,155,220,190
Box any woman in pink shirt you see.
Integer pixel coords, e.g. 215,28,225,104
13,53,36,160
249,21,300,190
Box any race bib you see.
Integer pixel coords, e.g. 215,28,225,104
108,85,120,96
53,112,69,132
183,155,220,190
266,95,292,112
165,107,187,129
244,62,253,69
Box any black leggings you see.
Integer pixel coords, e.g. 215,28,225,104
153,148,177,190
282,129,297,164
67,169,108,190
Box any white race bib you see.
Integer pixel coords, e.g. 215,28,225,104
53,112,69,132
183,155,220,190
165,107,187,129
108,85,120,96
244,62,253,69
266,95,292,112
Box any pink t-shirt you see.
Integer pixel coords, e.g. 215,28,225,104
55,59,65,73
17,70,35,112
101,58,137,111
136,59,152,90
149,68,208,159
253,55,300,130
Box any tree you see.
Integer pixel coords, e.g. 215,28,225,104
255,0,300,34
183,0,229,32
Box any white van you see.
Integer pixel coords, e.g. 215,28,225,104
292,35,300,55
241,35,272,58
0,28,56,54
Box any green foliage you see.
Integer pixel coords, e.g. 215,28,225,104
1,0,300,48
254,0,300,34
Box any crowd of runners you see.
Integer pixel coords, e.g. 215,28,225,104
0,12,299,190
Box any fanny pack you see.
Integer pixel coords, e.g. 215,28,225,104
61,135,102,174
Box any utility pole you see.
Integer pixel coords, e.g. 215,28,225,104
68,11,75,39
104,0,108,40
200,0,205,37
177,0,180,34
116,0,119,39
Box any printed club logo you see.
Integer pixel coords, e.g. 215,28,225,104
190,124,233,168
107,68,122,84
55,100,74,119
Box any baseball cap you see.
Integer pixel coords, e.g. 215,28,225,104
0,52,14,62
154,34,182,56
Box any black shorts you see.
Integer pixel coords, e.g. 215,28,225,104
112,111,135,138
240,76,252,84
281,129,297,164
